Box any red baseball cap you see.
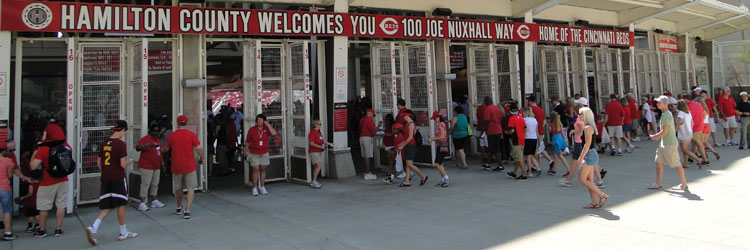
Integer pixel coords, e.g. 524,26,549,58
44,123,66,141
177,115,189,123
393,123,404,130
430,111,441,120
367,108,375,116
610,93,617,99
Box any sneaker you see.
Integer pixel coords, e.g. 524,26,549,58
610,150,616,156
396,172,406,179
138,203,150,212
672,184,689,191
85,227,97,246
441,178,450,187
527,173,536,178
118,232,138,241
600,169,607,180
531,167,540,173
714,143,721,147
175,207,184,215
151,200,166,208
368,173,378,180
383,176,393,185
559,179,571,187
252,187,259,196
505,172,517,179
34,230,47,238
632,137,641,142
596,181,606,188
3,233,17,241
515,176,528,181
546,170,557,176
617,151,623,156
434,179,445,187
562,172,569,178
492,166,505,172
481,163,490,169
548,162,554,170
25,225,34,233
260,186,269,195
54,229,63,237
311,181,322,189
647,183,662,189
183,211,191,219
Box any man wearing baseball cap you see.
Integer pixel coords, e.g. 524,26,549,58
163,115,204,219
574,97,589,107
359,108,379,180
85,120,137,245
604,93,625,156
648,96,688,191
737,92,750,149
718,87,738,145
641,96,655,135
29,121,71,237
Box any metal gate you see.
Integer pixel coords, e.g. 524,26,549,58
287,41,311,183
468,44,495,121
495,45,522,103
668,53,688,94
568,47,589,99
255,42,287,182
593,48,620,112
636,50,663,98
77,43,125,204
371,42,402,117
621,49,634,96
539,46,566,112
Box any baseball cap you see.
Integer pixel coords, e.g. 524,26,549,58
177,115,189,123
526,95,537,102
111,120,128,131
654,95,670,103
641,96,648,100
574,97,589,106
694,87,703,92
741,92,748,96
609,93,617,99
393,123,404,130
44,123,66,141
430,111,441,120
367,108,375,116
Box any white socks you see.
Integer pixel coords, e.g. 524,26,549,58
120,225,128,235
92,219,102,232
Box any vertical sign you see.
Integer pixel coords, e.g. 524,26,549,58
563,46,571,97
65,37,75,214
334,67,347,102
390,42,397,116
489,44,497,103
514,45,522,105
255,40,262,115
425,43,436,162
141,38,149,137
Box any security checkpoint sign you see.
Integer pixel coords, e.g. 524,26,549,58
0,0,635,47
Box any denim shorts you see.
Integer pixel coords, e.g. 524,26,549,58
0,190,12,214
583,150,599,166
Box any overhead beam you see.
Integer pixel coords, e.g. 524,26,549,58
609,0,663,9
699,0,749,15
513,0,567,17
678,8,716,20
702,22,750,40
678,12,745,33
618,0,700,26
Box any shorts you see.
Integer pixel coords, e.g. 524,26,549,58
452,137,467,150
623,124,632,133
583,150,599,166
709,118,716,132
607,126,624,138
247,153,270,166
702,124,710,134
571,142,583,159
173,171,198,190
523,139,538,156
721,115,738,128
404,144,418,161
655,145,681,168
679,139,691,144
99,179,128,210
487,134,502,153
310,152,324,165
478,134,488,147
0,190,11,214
691,131,704,144
37,181,68,211
434,151,449,164
139,169,161,198
359,136,374,158
512,145,524,162
631,119,639,130
24,206,40,217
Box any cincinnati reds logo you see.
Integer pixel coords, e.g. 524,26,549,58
22,3,53,30
517,24,530,39
380,18,399,35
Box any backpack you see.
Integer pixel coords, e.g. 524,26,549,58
414,129,424,146
45,141,76,178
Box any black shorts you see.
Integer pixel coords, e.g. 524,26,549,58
404,145,417,161
487,134,502,153
523,139,538,155
99,179,128,210
434,151,449,164
452,137,467,150
24,206,39,217
571,142,583,159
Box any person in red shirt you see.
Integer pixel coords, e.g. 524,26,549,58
29,123,70,237
244,114,278,196
164,115,204,219
85,120,137,246
627,93,641,140
620,98,634,153
381,114,400,184
701,90,720,146
135,125,165,212
718,87,738,145
604,94,625,155
482,99,505,171
308,120,334,189
395,98,408,127
359,109,379,180
504,103,527,180
476,97,490,168
397,110,427,187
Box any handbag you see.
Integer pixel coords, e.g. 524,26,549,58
467,123,474,136
395,151,404,173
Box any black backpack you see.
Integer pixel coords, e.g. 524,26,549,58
414,129,424,146
45,141,76,178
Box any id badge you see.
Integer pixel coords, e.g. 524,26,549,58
259,141,263,146
156,146,161,156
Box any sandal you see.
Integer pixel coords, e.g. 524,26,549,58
597,194,609,208
714,153,720,161
398,183,411,187
583,204,598,209
647,183,662,189
419,176,429,186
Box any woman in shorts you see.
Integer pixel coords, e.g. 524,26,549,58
577,108,608,209
449,106,469,169
245,114,278,196
522,107,539,175
676,100,702,168
308,120,334,189
427,111,450,187
398,110,427,187
382,114,399,183
696,97,720,163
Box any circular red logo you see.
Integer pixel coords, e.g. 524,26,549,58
380,18,399,35
517,25,531,39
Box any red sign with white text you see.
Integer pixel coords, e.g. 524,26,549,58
658,39,678,52
1,0,634,46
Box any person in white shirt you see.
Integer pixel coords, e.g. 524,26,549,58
641,96,655,135
522,108,539,176
676,100,702,168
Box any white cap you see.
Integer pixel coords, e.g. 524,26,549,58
574,97,589,106
741,91,748,96
654,95,670,103
669,97,678,105
694,87,703,92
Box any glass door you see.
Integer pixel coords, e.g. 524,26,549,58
287,41,311,183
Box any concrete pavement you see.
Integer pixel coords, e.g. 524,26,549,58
3,138,750,250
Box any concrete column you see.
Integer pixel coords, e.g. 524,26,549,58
629,24,638,98
179,33,207,188
327,0,355,179
523,11,534,98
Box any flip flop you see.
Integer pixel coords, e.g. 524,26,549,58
419,176,429,186
398,183,411,187
597,194,609,208
583,204,598,209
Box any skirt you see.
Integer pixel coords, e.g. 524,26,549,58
551,133,568,154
